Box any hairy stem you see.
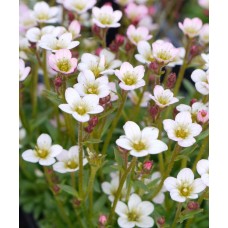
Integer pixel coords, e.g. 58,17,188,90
78,122,84,198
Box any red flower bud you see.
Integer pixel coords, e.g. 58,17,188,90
143,160,153,172
84,125,93,133
52,185,60,194
115,34,125,46
187,201,199,210
109,41,119,52
68,12,75,23
190,98,197,106
166,73,176,89
149,105,159,121
157,216,165,226
54,76,63,89
88,116,99,127
149,61,160,74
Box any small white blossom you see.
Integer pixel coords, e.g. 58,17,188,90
64,0,96,14
164,168,206,202
191,69,209,95
19,59,31,81
197,158,209,187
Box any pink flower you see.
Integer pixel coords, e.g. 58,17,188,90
178,18,203,38
125,3,148,23
19,59,31,81
98,214,108,225
49,49,77,74
127,25,152,46
152,40,179,64
197,110,209,124
68,20,81,39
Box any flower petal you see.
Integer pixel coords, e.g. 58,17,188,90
123,121,141,141
53,162,67,173
128,194,141,211
117,217,135,228
138,201,154,216
177,168,194,184
164,177,178,191
37,134,52,150
39,157,56,166
115,201,128,217
22,149,39,163
116,137,132,150
192,178,206,193
50,145,63,157
135,216,154,228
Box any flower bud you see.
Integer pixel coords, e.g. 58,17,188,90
88,116,99,127
52,185,60,194
95,47,102,56
72,198,81,207
54,76,63,89
157,216,165,226
98,214,108,226
149,61,160,74
125,42,133,52
190,98,198,106
190,44,202,58
187,201,199,210
149,105,159,121
197,109,209,123
92,24,101,37
68,12,75,23
143,160,153,172
166,73,176,89
84,125,93,133
109,41,119,52
115,34,125,46
99,95,111,105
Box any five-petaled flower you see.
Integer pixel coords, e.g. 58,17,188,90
53,146,88,173
191,69,209,95
59,88,104,122
48,49,77,74
115,193,154,228
163,111,202,147
197,158,209,187
164,168,206,202
64,0,96,14
22,134,63,166
116,121,168,157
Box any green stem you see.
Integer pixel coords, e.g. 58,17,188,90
78,122,84,198
101,91,127,155
42,50,51,90
31,62,38,118
101,28,108,48
151,144,181,199
109,157,137,225
173,38,192,96
71,172,76,189
171,203,183,228
192,136,209,172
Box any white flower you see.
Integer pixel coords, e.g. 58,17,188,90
163,112,202,147
178,17,203,38
78,49,121,77
201,53,209,70
53,146,88,173
101,177,129,202
115,193,154,228
33,1,59,23
197,158,209,187
22,134,63,166
59,88,104,122
150,85,179,108
191,69,209,95
68,20,81,39
127,25,152,46
176,101,209,122
26,26,55,43
164,168,206,202
38,33,79,52
109,82,119,101
128,90,151,107
199,24,209,44
20,10,37,33
116,121,168,157
74,70,110,98
19,59,31,81
115,62,145,91
144,172,166,204
152,40,179,64
167,47,185,67
92,5,122,28
135,41,153,64
64,0,96,14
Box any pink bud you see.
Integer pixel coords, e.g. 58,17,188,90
187,201,199,210
149,61,160,74
99,214,107,225
109,41,119,52
115,34,125,46
149,105,159,121
99,95,111,105
92,24,101,36
157,216,165,225
125,42,133,52
166,72,176,89
148,6,156,15
88,116,99,127
54,76,63,89
68,12,75,23
197,110,209,123
190,98,198,106
190,45,202,57
143,161,153,172
84,125,93,133
53,185,60,194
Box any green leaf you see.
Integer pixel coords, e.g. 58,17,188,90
178,209,204,223
196,129,209,142
93,195,107,211
183,79,196,96
58,184,79,198
42,90,62,105
133,180,149,191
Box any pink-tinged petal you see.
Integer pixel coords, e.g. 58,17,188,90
170,190,186,202
164,177,178,191
116,137,132,150
72,112,90,122
65,88,81,107
48,54,57,71
138,201,154,216
148,139,168,154
123,121,141,141
39,157,56,166
37,134,52,150
128,194,141,210
55,49,72,60
101,182,112,195
177,168,194,183
59,104,74,114
153,85,164,98
163,119,175,132
53,162,67,173
178,138,196,147
192,178,206,193
120,62,133,73
50,145,63,157
141,127,159,140
189,123,202,136
69,58,77,71
175,111,192,124
115,201,128,217
22,149,39,163
134,65,145,79
178,22,184,31
136,216,154,228
118,217,135,228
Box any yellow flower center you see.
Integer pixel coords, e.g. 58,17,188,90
127,211,140,222
157,51,172,61
57,59,71,72
75,105,87,115
37,13,49,21
99,14,113,25
73,3,86,11
90,65,101,77
65,160,78,169
175,126,189,139
157,96,169,105
133,141,146,152
36,148,49,159
132,35,142,43
123,72,137,85
86,84,98,94
178,184,192,197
